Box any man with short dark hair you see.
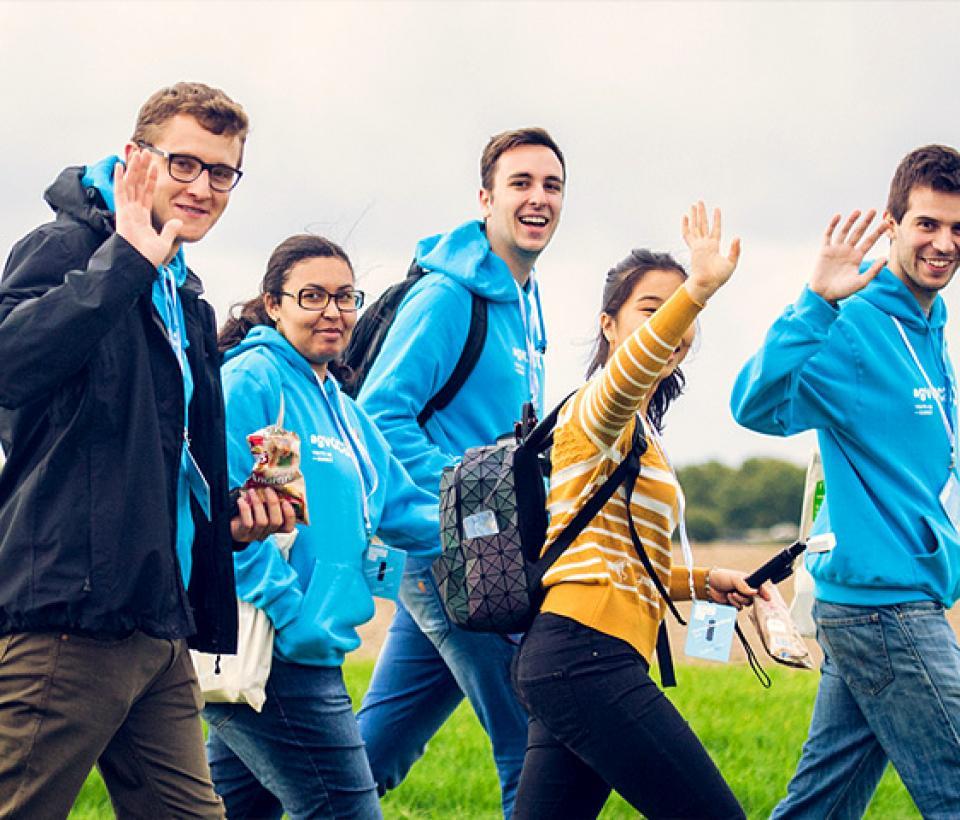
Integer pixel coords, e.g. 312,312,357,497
0,82,293,818
731,144,960,818
357,127,565,817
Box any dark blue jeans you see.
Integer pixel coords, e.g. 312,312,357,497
512,613,744,820
203,660,380,820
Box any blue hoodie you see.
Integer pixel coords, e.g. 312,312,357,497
359,220,547,500
731,266,960,607
222,326,440,667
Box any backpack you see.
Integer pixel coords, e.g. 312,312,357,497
433,396,649,635
342,259,487,426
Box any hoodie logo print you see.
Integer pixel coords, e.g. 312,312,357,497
512,347,527,377
913,385,947,417
309,432,351,463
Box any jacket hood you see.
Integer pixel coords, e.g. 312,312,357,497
855,263,947,331
44,165,115,238
224,324,320,382
415,219,526,303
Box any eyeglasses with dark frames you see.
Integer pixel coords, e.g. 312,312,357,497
136,141,243,192
278,287,366,312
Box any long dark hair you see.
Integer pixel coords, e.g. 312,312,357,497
586,248,688,433
218,234,354,382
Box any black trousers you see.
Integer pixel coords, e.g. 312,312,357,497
511,613,745,820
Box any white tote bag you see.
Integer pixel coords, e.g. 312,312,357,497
191,530,296,712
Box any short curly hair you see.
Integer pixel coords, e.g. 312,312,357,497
131,82,249,165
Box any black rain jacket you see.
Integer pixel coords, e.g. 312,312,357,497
0,166,237,653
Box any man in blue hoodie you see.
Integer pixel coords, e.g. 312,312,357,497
0,83,293,818
356,127,565,816
731,145,960,819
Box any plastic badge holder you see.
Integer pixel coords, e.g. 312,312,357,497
685,601,737,662
363,540,407,601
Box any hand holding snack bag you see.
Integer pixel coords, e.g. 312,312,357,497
748,584,813,670
243,394,310,525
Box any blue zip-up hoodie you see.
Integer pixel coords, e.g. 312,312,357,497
222,326,440,667
359,220,547,500
731,266,960,607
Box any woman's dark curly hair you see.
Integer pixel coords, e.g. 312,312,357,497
218,234,354,383
586,248,688,432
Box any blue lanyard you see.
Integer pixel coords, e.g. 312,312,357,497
159,265,187,375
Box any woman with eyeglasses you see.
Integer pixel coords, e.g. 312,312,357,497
204,234,439,819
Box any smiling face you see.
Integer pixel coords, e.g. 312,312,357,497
264,255,358,379
885,185,960,312
479,144,564,284
125,113,242,248
600,268,694,380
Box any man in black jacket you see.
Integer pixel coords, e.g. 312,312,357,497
0,82,294,818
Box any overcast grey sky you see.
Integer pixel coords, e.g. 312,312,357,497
3,1,958,466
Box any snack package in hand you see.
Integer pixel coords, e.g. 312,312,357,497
747,584,813,669
242,395,309,525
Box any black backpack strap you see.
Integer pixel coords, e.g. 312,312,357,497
524,390,577,453
620,431,687,688
529,423,648,589
655,622,676,688
417,292,488,427
624,466,686,627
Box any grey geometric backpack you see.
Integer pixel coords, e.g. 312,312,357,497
433,398,646,634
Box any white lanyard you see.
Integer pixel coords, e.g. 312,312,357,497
514,278,542,406
892,317,956,470
317,376,377,537
644,418,697,601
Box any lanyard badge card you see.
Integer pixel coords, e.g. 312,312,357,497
685,600,738,662
363,538,406,600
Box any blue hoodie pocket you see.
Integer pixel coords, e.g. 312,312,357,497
913,516,954,600
274,560,375,664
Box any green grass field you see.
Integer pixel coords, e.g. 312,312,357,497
68,661,919,819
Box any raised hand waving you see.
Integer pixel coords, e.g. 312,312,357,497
114,148,182,269
810,210,887,305
682,201,741,305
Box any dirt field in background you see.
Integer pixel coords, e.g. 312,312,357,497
355,542,960,666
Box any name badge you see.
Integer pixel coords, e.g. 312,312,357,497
685,601,737,663
940,473,960,532
363,541,407,600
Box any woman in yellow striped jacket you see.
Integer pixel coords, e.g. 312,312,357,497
512,204,763,819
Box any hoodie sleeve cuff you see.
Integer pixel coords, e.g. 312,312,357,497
260,584,304,631
795,285,840,329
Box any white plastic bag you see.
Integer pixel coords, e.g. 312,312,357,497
191,530,296,712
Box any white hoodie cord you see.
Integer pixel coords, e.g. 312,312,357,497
514,276,544,408
892,317,956,470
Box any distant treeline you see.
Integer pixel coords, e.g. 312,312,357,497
677,458,806,542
